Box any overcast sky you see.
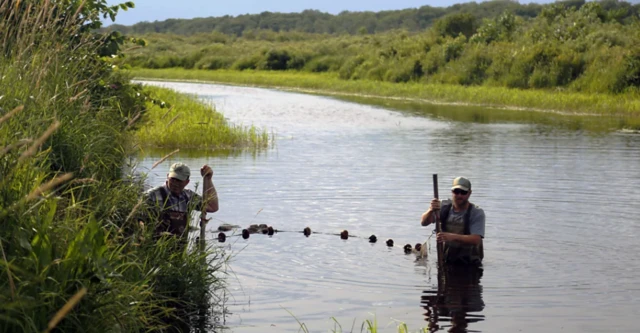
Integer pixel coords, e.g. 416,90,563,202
105,0,567,26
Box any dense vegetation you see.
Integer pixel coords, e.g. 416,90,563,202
118,0,640,98
0,1,259,332
106,0,639,36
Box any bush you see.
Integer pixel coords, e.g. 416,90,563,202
420,44,447,78
304,56,342,72
572,46,640,93
450,45,493,85
259,49,291,70
443,35,467,63
433,13,478,39
338,55,366,79
232,54,261,70
502,43,558,88
196,55,234,70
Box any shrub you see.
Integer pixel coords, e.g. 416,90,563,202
259,49,291,70
304,56,342,72
443,35,467,62
232,54,261,70
338,55,366,79
196,55,234,70
452,45,493,85
433,13,478,39
572,46,640,93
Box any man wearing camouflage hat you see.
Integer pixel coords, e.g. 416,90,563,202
420,176,485,266
145,162,219,240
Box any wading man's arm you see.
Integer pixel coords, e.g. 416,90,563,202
420,198,441,226
201,165,219,213
436,233,482,245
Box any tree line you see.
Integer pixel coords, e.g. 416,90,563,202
107,1,640,36
106,0,552,35
120,0,640,94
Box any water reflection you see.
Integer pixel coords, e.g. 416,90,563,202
338,95,640,133
163,315,217,333
421,266,485,332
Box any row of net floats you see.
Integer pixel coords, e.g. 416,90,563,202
216,226,425,254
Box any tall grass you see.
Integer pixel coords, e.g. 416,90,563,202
136,86,270,149
1,1,228,332
132,68,640,119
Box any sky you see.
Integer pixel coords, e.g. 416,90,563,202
105,0,563,26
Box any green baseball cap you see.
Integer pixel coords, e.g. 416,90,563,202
168,162,190,181
451,176,471,191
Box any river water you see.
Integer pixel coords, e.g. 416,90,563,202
137,81,640,333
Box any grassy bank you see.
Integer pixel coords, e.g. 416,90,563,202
131,68,640,117
0,2,232,332
137,86,270,149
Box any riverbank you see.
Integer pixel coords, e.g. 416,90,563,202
137,86,270,149
130,68,640,120
0,3,238,332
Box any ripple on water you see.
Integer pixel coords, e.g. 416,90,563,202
137,81,640,333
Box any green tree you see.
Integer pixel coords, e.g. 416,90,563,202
433,13,477,39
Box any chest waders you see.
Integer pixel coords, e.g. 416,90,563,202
154,186,189,241
440,203,484,266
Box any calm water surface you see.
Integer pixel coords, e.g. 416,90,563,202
137,81,640,333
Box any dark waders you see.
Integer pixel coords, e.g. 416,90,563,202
422,174,485,331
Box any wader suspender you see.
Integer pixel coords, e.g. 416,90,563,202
158,186,169,210
440,203,473,234
156,186,187,237
440,203,483,265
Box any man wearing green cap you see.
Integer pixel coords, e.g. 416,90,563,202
420,176,485,266
144,162,219,240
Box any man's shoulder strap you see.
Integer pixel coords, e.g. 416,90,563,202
151,185,169,209
463,203,474,235
440,203,453,231
160,185,169,201
440,202,473,234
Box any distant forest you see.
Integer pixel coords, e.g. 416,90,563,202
116,0,640,94
106,0,640,35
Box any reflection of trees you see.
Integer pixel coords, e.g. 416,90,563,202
421,265,485,332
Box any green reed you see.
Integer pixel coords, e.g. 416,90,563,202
288,314,430,333
131,68,640,125
0,1,228,332
136,85,270,149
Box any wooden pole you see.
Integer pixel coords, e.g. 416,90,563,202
433,174,443,269
433,174,444,330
